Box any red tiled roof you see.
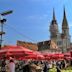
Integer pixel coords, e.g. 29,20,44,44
17,41,38,51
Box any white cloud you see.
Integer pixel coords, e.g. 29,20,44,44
25,14,48,20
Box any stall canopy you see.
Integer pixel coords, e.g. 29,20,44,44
0,45,33,59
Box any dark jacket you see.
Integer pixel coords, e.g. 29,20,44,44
23,64,30,72
43,63,48,72
1,60,6,72
56,67,61,72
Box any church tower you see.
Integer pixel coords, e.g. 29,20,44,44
62,8,69,36
62,8,70,52
50,9,59,44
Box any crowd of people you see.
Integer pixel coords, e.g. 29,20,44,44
0,56,72,72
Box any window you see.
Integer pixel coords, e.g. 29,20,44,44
57,41,62,45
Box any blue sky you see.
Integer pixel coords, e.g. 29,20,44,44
0,0,72,45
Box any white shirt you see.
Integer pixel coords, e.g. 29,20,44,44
8,62,15,72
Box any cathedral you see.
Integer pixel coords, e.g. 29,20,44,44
49,8,71,53
17,8,71,53
37,8,71,53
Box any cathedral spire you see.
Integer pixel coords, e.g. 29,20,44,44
64,7,66,19
62,7,68,29
50,8,59,39
53,8,56,20
51,8,57,24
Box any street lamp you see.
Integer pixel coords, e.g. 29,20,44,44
0,10,13,49
1,10,13,16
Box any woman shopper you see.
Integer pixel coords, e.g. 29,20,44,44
8,59,15,72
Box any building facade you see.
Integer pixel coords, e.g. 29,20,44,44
37,40,61,53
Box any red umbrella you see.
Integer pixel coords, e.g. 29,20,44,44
53,53,64,58
52,53,64,60
22,51,38,60
43,53,64,60
1,45,33,53
65,57,72,60
0,45,33,59
43,53,53,60
64,52,71,57
64,52,71,60
33,51,45,60
43,53,53,57
25,55,37,60
24,51,45,60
